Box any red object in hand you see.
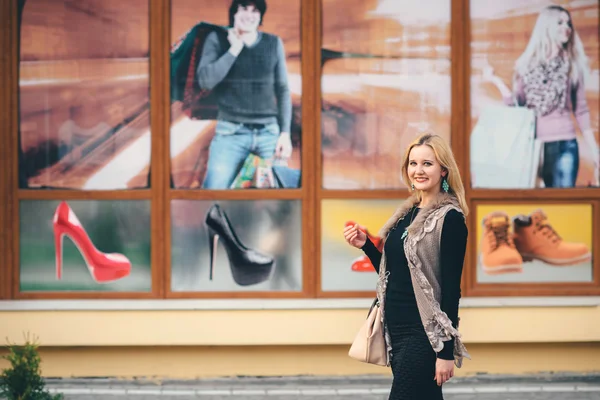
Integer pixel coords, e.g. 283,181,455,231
53,201,131,283
345,220,383,272
345,220,383,251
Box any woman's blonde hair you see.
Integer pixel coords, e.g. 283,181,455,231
401,133,469,216
515,5,589,85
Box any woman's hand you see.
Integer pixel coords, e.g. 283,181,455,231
481,65,496,82
592,154,599,187
343,223,367,249
434,359,454,386
481,63,513,99
592,151,599,186
581,129,600,186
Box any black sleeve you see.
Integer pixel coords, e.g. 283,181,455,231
437,209,468,360
360,237,382,273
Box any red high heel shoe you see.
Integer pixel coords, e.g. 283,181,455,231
53,201,131,283
345,221,383,272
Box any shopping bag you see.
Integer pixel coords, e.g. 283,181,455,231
253,163,277,188
272,164,301,188
470,105,539,189
229,154,259,189
170,22,227,120
229,154,277,189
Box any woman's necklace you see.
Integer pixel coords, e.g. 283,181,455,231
401,205,418,240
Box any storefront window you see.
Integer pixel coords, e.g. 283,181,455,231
18,0,151,190
320,199,402,292
321,0,451,190
171,199,302,292
1,0,599,301
19,200,151,292
469,0,600,189
475,203,593,284
169,0,302,190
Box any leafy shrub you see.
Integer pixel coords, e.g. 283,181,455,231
0,334,63,400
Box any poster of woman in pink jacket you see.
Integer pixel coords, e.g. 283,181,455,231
471,1,599,189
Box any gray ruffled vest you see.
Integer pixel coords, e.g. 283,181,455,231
375,192,471,367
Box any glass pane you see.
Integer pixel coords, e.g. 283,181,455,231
470,1,600,189
20,200,151,292
169,0,302,189
321,0,451,189
475,203,593,283
321,199,406,291
18,1,151,190
171,200,302,291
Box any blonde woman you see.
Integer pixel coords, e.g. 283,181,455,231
344,134,470,399
484,5,599,187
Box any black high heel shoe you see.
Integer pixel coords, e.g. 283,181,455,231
205,204,275,286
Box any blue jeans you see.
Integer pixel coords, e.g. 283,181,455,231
542,139,579,188
202,120,280,189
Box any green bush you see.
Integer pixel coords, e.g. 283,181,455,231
0,334,62,400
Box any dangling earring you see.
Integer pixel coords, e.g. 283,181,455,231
411,183,415,191
442,177,449,193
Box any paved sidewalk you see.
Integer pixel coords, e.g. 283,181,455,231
43,374,600,400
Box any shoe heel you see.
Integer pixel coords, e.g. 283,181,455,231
204,204,275,286
54,229,63,280
208,227,219,281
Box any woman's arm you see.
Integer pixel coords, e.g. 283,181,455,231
572,74,599,179
573,73,591,133
482,66,524,106
437,209,468,360
360,237,382,273
581,128,599,175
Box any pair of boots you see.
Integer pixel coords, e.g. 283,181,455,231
481,209,591,275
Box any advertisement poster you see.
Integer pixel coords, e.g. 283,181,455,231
171,200,302,291
18,0,151,190
321,199,406,291
321,0,451,189
476,203,593,283
19,200,152,292
170,0,302,190
470,0,600,189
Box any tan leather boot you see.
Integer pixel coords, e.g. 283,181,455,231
513,210,591,266
480,212,523,274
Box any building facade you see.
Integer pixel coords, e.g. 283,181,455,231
1,0,599,379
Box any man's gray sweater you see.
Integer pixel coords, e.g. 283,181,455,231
196,30,292,133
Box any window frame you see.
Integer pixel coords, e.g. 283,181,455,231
1,0,598,301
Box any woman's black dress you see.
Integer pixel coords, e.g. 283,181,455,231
360,207,468,400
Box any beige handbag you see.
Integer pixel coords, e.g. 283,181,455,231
348,299,387,366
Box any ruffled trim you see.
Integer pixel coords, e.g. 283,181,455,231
375,255,392,366
375,192,471,368
403,203,471,367
424,313,471,368
376,198,418,366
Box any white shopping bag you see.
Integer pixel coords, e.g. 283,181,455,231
470,105,540,189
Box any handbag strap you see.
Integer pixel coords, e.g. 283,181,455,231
367,298,379,317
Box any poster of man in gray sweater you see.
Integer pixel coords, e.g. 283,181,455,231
196,0,294,189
